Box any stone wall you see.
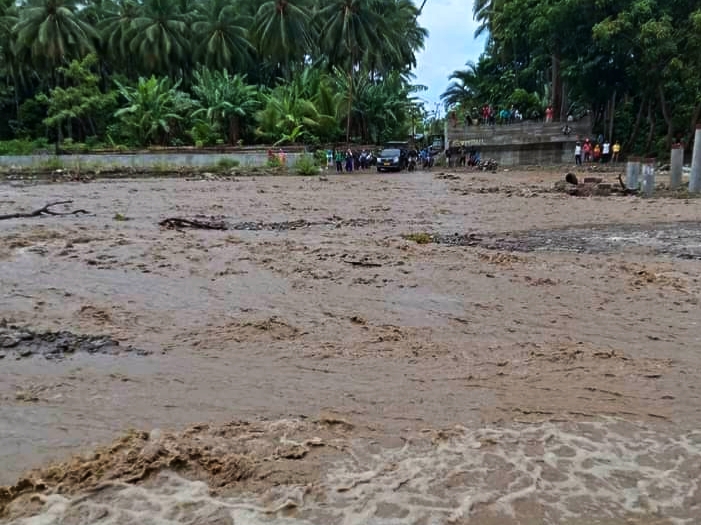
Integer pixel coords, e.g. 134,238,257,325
0,151,304,169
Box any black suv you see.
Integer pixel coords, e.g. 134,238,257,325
376,147,407,172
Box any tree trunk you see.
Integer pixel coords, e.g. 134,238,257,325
608,90,616,142
688,102,700,145
657,83,674,150
560,81,568,119
345,70,353,143
625,96,645,152
644,100,656,155
551,53,561,121
229,116,240,144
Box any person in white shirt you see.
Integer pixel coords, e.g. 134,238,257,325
574,142,582,165
602,141,611,163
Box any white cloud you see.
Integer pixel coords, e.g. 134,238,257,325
413,0,486,112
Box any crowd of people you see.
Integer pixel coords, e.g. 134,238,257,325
328,148,377,172
573,136,621,166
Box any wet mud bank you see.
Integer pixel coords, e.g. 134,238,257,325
429,221,701,260
0,321,146,360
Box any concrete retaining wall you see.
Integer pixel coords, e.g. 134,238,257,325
0,151,304,169
479,142,576,166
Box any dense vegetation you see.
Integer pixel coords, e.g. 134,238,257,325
0,0,428,152
442,0,701,157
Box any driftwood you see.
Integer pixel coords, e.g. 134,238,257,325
343,260,383,268
0,200,89,221
158,218,228,230
617,174,639,195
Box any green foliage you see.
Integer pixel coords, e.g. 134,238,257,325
294,153,318,175
114,76,193,147
313,149,328,165
0,138,46,155
35,54,117,146
438,0,701,157
216,157,240,169
191,68,259,144
0,0,429,149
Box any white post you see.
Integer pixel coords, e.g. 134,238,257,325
690,125,701,193
642,158,655,197
626,157,641,190
670,144,683,189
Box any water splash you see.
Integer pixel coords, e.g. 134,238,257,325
8,419,701,525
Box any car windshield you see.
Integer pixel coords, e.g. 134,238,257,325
379,149,400,157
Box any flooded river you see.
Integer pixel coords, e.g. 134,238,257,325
1,169,700,523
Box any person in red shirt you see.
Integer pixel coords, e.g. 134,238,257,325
545,106,553,123
582,139,592,163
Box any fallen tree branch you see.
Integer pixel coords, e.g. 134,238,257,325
158,217,228,230
617,174,639,195
0,200,89,220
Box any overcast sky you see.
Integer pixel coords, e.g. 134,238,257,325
414,0,486,115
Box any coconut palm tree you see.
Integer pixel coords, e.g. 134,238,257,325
100,0,141,76
317,0,384,141
127,0,190,78
13,0,98,80
192,0,253,72
440,61,484,109
251,0,312,75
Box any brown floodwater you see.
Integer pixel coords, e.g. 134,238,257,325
1,169,700,524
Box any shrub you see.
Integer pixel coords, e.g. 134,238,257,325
266,155,282,168
0,139,43,155
314,149,328,165
295,154,318,175
216,158,240,170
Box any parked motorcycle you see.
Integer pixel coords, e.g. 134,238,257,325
477,158,499,172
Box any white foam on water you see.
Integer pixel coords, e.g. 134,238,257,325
8,419,701,525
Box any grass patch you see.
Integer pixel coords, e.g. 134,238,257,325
402,232,434,244
216,158,240,170
37,157,64,170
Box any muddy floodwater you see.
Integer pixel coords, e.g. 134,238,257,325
1,169,701,524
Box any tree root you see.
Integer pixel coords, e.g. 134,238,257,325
0,200,89,220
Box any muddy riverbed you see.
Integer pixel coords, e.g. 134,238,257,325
1,168,701,524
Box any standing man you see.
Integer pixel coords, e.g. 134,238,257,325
335,149,343,173
574,141,582,165
602,140,611,163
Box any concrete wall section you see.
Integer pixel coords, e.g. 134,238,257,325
476,142,575,166
0,152,303,168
